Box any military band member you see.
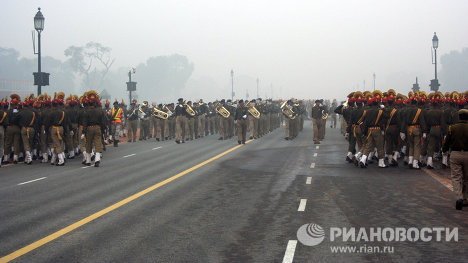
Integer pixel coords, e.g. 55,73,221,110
0,99,7,167
218,99,228,140
311,100,323,144
248,99,259,139
235,100,248,144
127,100,139,142
197,100,208,138
442,109,468,210
139,102,150,141
185,101,195,140
150,102,157,139
175,98,187,144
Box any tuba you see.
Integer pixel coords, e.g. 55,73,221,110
280,101,296,120
321,110,328,120
246,101,261,119
184,101,196,117
152,107,169,119
214,101,230,118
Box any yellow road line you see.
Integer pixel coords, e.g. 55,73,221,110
0,139,253,263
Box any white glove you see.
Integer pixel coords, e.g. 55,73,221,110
381,131,385,136
81,134,85,140
243,115,247,119
13,109,18,113
70,130,74,136
345,133,349,140
400,132,406,141
380,104,385,109
423,133,427,139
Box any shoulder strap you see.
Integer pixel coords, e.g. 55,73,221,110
28,111,36,127
412,108,422,124
357,110,367,123
58,111,65,125
385,108,397,130
374,109,383,126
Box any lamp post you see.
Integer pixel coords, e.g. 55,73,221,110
126,68,137,104
373,73,376,91
256,77,259,98
34,8,45,96
430,32,440,91
230,69,234,101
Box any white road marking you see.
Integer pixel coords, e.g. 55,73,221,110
123,153,136,158
306,177,312,184
152,147,162,150
316,146,320,149
18,177,47,186
81,166,91,169
313,153,318,157
282,240,298,263
298,199,307,211
310,162,315,168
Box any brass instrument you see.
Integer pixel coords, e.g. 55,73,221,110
321,110,328,120
280,101,296,120
246,101,260,119
184,101,196,117
152,107,169,119
214,101,230,118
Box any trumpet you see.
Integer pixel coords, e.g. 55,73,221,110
246,101,260,119
152,107,169,119
280,101,296,120
214,101,230,118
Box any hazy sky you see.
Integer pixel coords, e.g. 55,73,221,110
2,0,468,99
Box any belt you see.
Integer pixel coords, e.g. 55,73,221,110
87,125,98,127
431,125,441,128
408,125,420,127
368,127,381,130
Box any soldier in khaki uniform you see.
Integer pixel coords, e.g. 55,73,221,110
400,95,426,169
3,95,22,164
47,94,69,166
83,93,106,167
442,109,468,210
311,100,323,144
0,99,7,166
127,100,139,142
175,98,187,144
185,101,195,140
18,97,38,165
235,100,248,144
248,99,259,139
424,92,446,169
358,91,388,168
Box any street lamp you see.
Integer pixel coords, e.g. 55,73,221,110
230,69,234,100
33,7,49,96
430,32,440,91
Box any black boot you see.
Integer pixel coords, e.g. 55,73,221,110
114,140,119,147
456,199,463,210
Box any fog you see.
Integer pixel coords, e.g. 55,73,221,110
1,0,468,102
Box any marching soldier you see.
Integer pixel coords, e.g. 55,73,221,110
127,100,139,142
401,95,426,169
185,101,195,140
442,109,468,210
248,99,259,139
139,102,150,141
110,100,124,147
155,104,166,141
150,102,157,139
83,93,106,167
358,91,388,168
175,98,187,144
3,94,22,164
226,99,236,138
311,100,323,144
0,99,7,167
424,92,446,169
18,96,38,165
235,99,248,144
218,99,228,140
197,100,208,138
47,94,68,166
383,90,400,166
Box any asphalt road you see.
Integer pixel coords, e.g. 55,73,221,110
0,121,466,262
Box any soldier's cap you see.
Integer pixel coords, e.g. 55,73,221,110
187,101,192,104
158,104,163,107
227,99,232,102
250,99,256,102
315,99,320,103
257,98,262,101
178,98,183,102
221,99,225,102
239,99,244,103
113,101,119,105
